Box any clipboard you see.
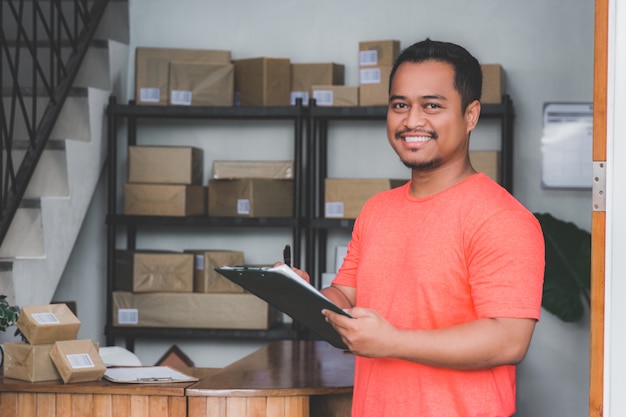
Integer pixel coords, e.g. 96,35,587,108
104,366,199,384
215,264,351,349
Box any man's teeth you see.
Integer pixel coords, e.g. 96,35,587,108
404,136,431,143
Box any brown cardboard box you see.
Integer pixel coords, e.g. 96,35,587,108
359,40,401,67
115,250,194,293
325,178,408,219
49,340,106,384
124,184,206,216
470,150,500,184
311,85,359,107
481,64,505,104
233,57,291,106
128,146,204,185
184,250,245,293
135,47,231,105
359,66,392,106
112,291,280,330
291,63,345,105
208,178,293,217
212,160,294,179
16,304,80,345
2,342,62,382
168,61,234,106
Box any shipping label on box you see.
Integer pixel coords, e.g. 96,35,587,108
212,160,294,179
359,66,392,106
208,178,293,217
359,40,400,67
49,340,106,384
233,57,291,106
135,47,231,105
128,146,204,185
112,292,280,330
115,250,194,293
481,64,505,104
290,63,345,105
16,304,80,345
470,151,500,184
124,184,206,216
325,178,408,219
2,342,62,382
312,85,359,107
184,250,245,293
169,61,234,106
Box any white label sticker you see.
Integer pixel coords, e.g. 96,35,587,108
313,90,334,106
359,50,378,66
32,312,60,325
290,91,309,106
171,90,192,106
139,87,160,103
195,254,205,270
325,202,345,218
360,68,382,85
66,353,95,369
237,199,251,215
118,308,139,325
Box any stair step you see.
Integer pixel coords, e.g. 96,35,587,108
0,206,44,259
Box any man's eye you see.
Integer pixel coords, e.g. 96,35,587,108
425,103,441,109
392,102,408,109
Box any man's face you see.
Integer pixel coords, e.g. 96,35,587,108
386,60,478,172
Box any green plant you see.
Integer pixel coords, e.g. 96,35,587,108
534,212,591,322
0,294,20,333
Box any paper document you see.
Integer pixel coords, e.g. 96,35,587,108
104,366,199,383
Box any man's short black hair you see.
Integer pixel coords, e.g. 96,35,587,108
389,38,483,112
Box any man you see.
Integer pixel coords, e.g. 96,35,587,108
298,39,544,416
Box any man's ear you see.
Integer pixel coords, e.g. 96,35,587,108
465,100,481,132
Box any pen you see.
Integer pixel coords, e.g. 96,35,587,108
137,377,173,381
283,244,291,267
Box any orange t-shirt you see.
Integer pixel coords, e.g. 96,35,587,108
332,174,544,417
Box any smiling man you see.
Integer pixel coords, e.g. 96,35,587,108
313,39,546,417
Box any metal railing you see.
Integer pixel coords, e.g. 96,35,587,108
0,0,109,243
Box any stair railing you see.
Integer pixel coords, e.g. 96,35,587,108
0,0,109,244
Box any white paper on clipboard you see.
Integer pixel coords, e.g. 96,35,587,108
541,102,593,188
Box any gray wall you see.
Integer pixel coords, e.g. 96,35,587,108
54,1,595,416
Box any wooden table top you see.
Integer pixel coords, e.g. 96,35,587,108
187,340,355,397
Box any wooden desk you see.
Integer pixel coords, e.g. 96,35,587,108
186,340,355,417
0,368,218,417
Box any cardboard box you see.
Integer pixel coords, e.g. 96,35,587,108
311,85,359,107
470,150,500,184
49,340,106,384
135,47,231,105
481,64,505,104
184,250,245,293
2,342,62,382
212,160,294,179
16,304,80,345
290,63,345,105
115,250,194,293
124,184,206,216
169,61,234,106
128,146,204,185
208,178,293,217
233,57,291,106
359,40,401,67
325,178,408,219
112,291,280,330
359,66,392,106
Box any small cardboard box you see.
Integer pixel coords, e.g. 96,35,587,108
359,66,392,106
233,57,291,106
212,160,294,179
290,63,345,105
208,178,293,217
49,340,106,384
124,184,206,216
112,291,280,330
115,250,194,293
184,250,245,293
311,85,359,107
135,47,231,105
359,40,401,67
481,64,505,104
128,146,204,185
470,150,500,184
168,61,234,106
16,304,80,345
2,342,62,382
325,178,408,219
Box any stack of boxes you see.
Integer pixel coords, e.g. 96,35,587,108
358,40,401,106
3,304,105,383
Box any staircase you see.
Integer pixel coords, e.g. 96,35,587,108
0,0,129,310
